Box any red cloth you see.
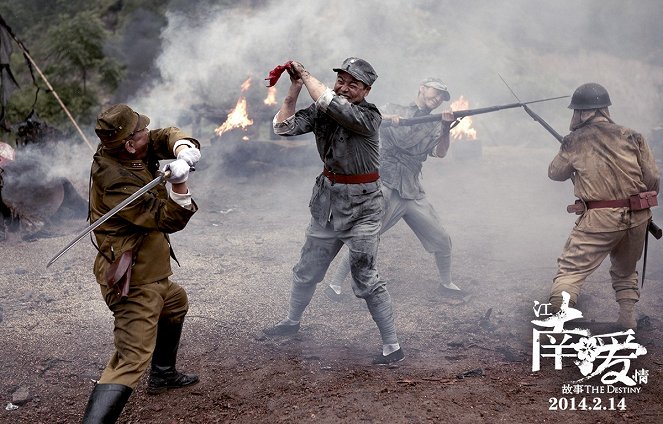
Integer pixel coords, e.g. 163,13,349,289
265,61,293,87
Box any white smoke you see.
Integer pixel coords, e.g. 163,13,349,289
131,0,663,144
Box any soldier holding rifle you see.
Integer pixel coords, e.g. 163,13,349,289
323,81,568,302
81,104,202,423
546,83,660,329
324,77,464,300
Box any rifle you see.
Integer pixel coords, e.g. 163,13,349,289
498,74,564,143
382,95,569,128
649,220,662,239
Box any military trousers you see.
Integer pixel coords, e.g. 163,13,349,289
330,185,452,287
98,278,188,388
550,221,648,307
381,185,452,258
293,212,383,299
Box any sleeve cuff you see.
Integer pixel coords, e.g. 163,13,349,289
315,88,334,112
173,139,195,156
169,188,192,208
273,112,296,134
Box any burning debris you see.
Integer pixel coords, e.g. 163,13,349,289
449,96,481,160
200,77,318,176
449,96,478,141
214,77,254,140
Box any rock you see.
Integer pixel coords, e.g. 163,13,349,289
12,386,31,405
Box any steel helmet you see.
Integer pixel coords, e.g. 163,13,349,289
568,83,611,110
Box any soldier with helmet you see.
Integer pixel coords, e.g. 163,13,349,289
82,104,202,423
548,83,660,329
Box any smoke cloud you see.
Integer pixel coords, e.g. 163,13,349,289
118,0,663,287
132,0,663,143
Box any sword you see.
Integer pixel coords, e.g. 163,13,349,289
46,170,171,268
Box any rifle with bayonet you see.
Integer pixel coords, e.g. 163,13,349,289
498,74,663,286
382,95,569,128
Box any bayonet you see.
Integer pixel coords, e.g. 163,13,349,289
498,74,564,143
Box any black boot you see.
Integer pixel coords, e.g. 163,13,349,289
147,318,199,395
82,384,132,424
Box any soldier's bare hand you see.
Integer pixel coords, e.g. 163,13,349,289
383,114,400,126
441,111,455,128
288,61,306,81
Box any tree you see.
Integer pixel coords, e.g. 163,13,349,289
41,11,123,127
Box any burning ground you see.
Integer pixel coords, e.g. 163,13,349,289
1,140,662,423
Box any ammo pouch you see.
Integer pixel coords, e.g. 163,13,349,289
629,191,658,211
105,249,133,299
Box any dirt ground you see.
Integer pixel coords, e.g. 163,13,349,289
1,142,662,423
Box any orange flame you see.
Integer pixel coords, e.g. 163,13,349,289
215,78,254,137
264,86,277,106
449,96,477,140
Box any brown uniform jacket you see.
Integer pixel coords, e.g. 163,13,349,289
549,120,660,233
89,127,200,285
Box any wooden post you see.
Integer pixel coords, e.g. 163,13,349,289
18,47,96,151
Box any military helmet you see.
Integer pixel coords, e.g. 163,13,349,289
568,83,611,110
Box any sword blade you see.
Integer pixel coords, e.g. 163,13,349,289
46,172,167,267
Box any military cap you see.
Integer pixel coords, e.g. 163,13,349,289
421,77,451,101
333,57,378,86
95,104,150,149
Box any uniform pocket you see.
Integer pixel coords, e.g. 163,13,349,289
349,181,383,220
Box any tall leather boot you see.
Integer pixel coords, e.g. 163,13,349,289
147,318,199,395
82,383,132,424
616,299,637,330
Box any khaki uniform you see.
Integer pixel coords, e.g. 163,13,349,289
89,127,199,388
548,118,660,307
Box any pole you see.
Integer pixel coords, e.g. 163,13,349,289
18,47,95,151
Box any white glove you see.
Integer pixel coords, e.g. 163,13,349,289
165,159,190,184
177,147,201,166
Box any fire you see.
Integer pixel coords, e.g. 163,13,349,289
264,86,277,106
449,95,477,140
214,77,254,137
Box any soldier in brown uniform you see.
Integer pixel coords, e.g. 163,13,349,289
548,83,660,329
82,104,202,423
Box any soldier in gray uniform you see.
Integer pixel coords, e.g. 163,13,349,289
325,78,463,301
263,58,403,365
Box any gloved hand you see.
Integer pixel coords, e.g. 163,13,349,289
176,147,201,167
165,159,190,184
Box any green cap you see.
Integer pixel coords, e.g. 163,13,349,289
95,104,150,149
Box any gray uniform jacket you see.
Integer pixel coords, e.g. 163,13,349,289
274,89,383,231
379,103,442,200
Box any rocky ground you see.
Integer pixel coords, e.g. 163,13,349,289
1,141,662,423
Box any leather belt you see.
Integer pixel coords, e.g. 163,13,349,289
586,199,630,209
322,168,379,184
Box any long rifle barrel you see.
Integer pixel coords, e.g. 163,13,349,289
386,95,568,127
